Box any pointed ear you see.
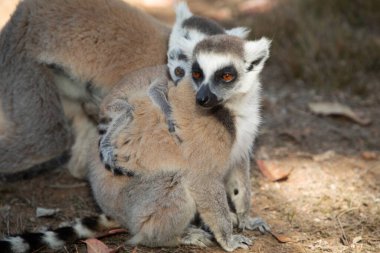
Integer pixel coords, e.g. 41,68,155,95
244,37,271,72
226,27,251,39
175,1,193,22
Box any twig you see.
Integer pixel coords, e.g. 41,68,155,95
48,183,87,189
336,207,359,245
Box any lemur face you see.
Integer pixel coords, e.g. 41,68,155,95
167,47,189,84
167,2,251,85
191,35,271,108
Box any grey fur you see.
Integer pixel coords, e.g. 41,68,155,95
182,16,225,35
194,35,245,58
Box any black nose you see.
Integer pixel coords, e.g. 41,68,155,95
196,93,209,106
174,67,185,78
196,85,218,108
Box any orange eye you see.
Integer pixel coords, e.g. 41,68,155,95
222,73,234,82
192,71,202,79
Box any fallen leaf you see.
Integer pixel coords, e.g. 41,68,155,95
270,231,295,243
308,102,371,126
256,160,292,181
361,151,377,160
83,238,121,253
96,228,128,239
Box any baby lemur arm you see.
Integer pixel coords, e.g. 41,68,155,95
148,76,176,133
98,98,135,176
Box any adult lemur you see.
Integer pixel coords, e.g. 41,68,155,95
0,0,170,178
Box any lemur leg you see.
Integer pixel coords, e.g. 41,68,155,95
0,55,71,177
148,76,176,132
180,226,215,247
98,99,135,176
64,99,98,179
189,177,253,251
122,172,206,248
226,159,271,232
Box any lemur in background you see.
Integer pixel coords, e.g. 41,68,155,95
0,0,170,179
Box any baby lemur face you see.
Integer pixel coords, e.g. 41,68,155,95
167,2,250,84
191,35,271,108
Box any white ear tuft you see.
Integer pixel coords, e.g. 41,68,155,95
226,27,251,39
244,37,271,71
175,1,193,22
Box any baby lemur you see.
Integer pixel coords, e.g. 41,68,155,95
95,35,271,251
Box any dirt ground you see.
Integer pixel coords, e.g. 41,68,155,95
0,0,379,253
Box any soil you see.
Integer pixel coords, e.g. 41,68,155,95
0,1,379,253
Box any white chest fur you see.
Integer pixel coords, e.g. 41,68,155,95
228,89,261,165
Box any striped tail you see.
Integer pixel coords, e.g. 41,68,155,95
0,214,118,253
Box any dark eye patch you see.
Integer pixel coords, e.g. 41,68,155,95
191,61,204,84
178,53,188,61
214,65,238,84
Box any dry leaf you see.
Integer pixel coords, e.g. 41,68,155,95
361,151,377,160
256,160,292,181
270,231,295,243
308,102,371,126
96,228,128,239
83,238,121,253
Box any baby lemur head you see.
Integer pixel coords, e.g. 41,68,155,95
167,2,250,84
190,35,271,108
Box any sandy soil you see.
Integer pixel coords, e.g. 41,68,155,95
0,0,379,252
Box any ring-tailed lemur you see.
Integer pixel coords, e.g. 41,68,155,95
100,0,268,241
94,34,271,251
103,2,262,232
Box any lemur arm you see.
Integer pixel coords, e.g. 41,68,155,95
148,76,176,133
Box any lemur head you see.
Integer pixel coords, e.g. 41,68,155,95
167,2,251,84
190,35,271,108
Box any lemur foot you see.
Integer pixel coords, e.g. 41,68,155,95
222,234,252,252
245,216,271,234
181,227,215,247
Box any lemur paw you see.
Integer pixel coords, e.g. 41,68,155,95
167,119,176,133
181,227,215,247
245,216,271,234
223,234,252,252
98,137,135,177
